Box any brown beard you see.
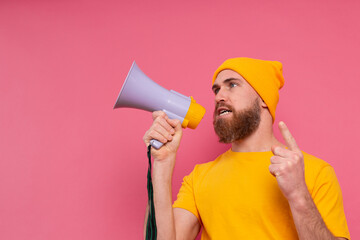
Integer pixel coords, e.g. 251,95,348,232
213,99,261,143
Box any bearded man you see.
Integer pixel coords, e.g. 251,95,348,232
143,58,350,239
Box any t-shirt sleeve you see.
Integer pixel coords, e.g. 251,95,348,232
312,165,350,239
172,166,201,222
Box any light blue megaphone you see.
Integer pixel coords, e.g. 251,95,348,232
114,61,206,149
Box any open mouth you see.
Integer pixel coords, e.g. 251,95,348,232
218,108,232,116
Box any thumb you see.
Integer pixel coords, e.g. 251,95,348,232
271,145,279,155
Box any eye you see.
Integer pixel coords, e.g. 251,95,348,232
230,82,238,88
213,88,220,95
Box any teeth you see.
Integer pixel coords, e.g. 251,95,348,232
219,110,230,116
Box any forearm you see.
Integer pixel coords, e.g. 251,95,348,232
289,191,336,240
151,157,176,240
142,111,182,239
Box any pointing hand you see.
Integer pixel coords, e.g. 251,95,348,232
269,121,308,202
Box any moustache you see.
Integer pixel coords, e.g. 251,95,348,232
214,102,234,112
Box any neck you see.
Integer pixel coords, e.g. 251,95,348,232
231,113,285,152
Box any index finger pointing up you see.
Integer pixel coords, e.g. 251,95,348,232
278,121,300,152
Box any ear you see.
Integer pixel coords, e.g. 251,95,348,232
260,99,268,108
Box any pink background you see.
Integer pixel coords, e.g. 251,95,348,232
1,0,359,239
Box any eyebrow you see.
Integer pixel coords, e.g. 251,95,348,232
212,77,242,91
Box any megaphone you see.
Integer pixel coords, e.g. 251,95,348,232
114,61,206,149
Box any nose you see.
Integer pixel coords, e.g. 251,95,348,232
215,87,228,103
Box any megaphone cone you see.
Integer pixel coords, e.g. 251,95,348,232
114,61,206,148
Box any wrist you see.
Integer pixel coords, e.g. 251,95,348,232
288,189,312,211
152,156,176,182
153,151,176,163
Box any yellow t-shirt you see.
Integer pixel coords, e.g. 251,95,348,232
173,149,350,239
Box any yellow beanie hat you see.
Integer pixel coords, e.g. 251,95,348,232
212,57,285,122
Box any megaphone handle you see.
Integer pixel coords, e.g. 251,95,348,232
150,139,163,150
